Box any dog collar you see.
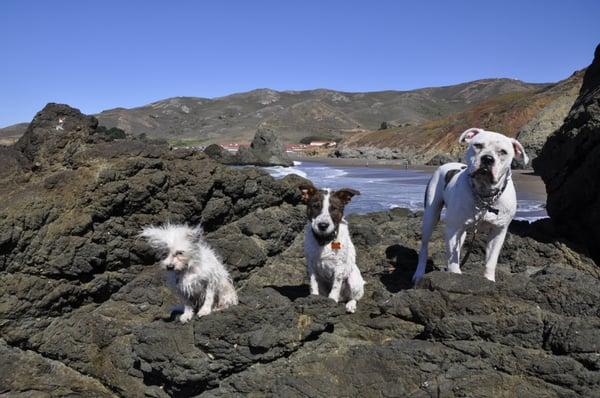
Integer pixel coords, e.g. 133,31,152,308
312,226,339,247
469,169,511,215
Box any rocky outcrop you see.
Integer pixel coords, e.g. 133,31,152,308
203,143,236,164
205,126,293,167
534,44,600,262
2,103,600,396
236,126,293,166
517,70,584,163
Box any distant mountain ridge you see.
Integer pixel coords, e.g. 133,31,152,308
1,78,547,146
94,79,544,144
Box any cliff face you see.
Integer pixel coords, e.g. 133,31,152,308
517,70,585,162
534,44,600,262
1,104,600,397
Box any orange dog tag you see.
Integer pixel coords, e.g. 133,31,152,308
331,241,342,250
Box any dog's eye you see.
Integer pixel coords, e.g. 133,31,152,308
473,143,483,150
174,251,184,256
498,149,508,156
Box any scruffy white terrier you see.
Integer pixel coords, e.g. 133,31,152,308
299,184,365,313
141,224,238,323
413,128,528,284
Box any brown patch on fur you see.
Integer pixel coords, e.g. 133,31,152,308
332,188,360,205
299,183,317,204
328,194,344,224
330,189,360,224
306,189,326,220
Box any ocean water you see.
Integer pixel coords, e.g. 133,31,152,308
263,161,547,221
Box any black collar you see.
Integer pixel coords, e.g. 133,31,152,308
469,169,511,215
312,225,339,246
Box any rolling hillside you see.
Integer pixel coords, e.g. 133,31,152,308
92,79,542,144
1,79,546,146
339,70,583,163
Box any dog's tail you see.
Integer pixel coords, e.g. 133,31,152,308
217,278,239,309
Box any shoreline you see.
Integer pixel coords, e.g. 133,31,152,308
289,154,547,203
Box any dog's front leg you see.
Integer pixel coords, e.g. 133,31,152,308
180,298,195,323
328,275,343,303
445,226,466,274
307,262,319,295
197,287,215,317
483,226,508,282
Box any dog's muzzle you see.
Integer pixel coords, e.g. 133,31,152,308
317,222,329,232
480,154,494,166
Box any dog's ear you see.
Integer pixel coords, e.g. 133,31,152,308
511,139,529,165
459,128,484,144
187,225,203,242
299,183,317,203
140,226,165,248
333,188,360,205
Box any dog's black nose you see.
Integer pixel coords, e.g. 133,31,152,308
481,154,495,166
166,264,175,270
317,222,329,231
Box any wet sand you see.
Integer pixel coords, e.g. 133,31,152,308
292,155,547,203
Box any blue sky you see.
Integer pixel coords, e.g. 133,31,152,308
1,1,599,127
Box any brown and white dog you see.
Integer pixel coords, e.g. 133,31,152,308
299,184,365,313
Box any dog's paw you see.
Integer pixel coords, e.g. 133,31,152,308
345,300,357,313
447,265,462,274
197,308,212,317
484,273,496,282
180,311,194,323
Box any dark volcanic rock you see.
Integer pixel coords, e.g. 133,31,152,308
534,44,600,262
206,126,293,167
2,103,600,396
14,103,101,168
238,125,293,166
203,143,236,164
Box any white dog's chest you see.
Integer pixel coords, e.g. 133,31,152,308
304,224,355,280
313,247,350,278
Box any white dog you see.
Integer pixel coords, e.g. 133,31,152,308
299,184,365,313
413,128,529,283
141,224,238,323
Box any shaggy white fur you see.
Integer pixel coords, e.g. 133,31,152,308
141,224,238,323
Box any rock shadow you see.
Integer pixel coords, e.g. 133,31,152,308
268,284,310,301
509,218,593,261
380,244,433,293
